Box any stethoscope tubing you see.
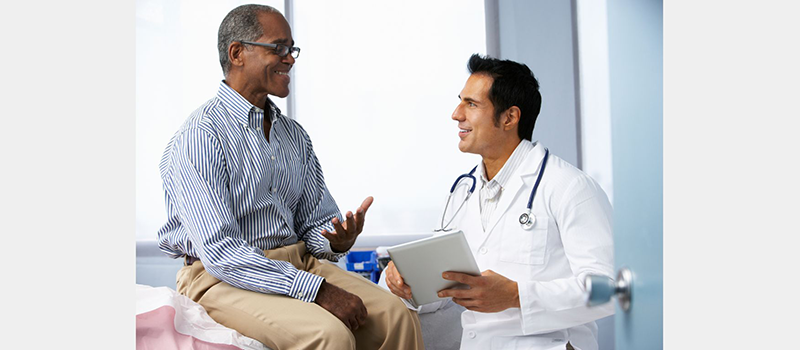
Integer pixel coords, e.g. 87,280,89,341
526,148,550,210
437,166,478,232
437,148,549,232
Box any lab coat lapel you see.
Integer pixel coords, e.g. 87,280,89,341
483,143,546,241
463,183,485,248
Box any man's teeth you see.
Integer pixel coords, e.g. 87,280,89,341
275,71,289,75
460,129,471,132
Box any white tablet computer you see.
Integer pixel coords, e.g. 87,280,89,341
387,230,480,307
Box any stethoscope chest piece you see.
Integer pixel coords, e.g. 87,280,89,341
519,212,535,230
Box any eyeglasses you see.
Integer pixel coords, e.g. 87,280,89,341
239,41,301,59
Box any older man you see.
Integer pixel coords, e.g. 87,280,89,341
157,4,423,349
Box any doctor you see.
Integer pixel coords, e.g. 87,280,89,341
384,54,615,350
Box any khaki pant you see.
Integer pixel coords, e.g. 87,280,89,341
176,242,424,350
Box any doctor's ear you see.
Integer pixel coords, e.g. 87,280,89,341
501,106,521,131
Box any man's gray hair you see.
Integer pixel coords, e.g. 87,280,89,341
218,4,282,76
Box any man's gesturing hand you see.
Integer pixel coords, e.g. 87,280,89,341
437,270,520,313
314,281,368,331
322,196,374,252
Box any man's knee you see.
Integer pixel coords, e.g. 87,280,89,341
365,293,423,349
380,293,419,324
309,317,356,350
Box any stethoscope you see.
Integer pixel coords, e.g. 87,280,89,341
435,148,550,232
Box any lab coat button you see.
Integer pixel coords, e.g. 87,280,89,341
479,247,488,255
467,331,476,339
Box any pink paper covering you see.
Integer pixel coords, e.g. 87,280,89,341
137,305,240,350
136,284,269,350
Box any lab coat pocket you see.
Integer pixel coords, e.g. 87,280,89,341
499,216,547,265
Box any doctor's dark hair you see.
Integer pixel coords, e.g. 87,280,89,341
218,4,281,76
467,54,542,141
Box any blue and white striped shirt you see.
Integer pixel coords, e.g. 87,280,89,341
157,81,345,303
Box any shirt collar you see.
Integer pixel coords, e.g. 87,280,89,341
216,80,281,129
479,140,535,189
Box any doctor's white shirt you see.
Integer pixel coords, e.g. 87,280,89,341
478,140,533,231
411,140,615,350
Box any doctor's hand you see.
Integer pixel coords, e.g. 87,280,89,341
315,281,368,331
322,196,374,253
384,261,413,300
438,270,520,313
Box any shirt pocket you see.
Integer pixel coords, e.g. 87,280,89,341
498,214,548,265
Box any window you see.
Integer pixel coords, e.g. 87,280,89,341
291,1,486,236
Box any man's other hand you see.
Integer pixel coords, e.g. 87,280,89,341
314,281,368,331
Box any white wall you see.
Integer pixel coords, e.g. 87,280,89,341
576,0,614,204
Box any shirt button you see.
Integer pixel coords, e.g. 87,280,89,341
256,127,261,131
271,156,276,161
271,187,277,193
479,247,488,255
467,331,476,339
297,291,304,298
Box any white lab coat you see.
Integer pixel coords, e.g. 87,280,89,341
415,141,615,350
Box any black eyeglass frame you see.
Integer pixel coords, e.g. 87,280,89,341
239,40,301,59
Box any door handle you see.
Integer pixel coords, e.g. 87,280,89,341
584,267,633,311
